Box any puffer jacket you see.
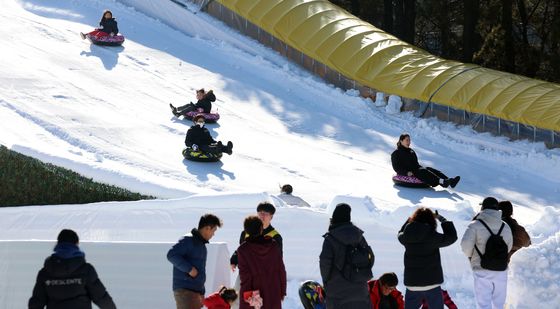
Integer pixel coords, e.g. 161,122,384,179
320,222,373,309
28,243,116,309
461,209,513,270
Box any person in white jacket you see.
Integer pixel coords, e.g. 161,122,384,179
461,197,513,309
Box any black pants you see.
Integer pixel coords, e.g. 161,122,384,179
413,167,448,187
177,103,196,114
199,143,227,155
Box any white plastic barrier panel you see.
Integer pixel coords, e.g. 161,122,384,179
0,241,230,308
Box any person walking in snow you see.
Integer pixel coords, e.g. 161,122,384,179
185,114,232,155
237,215,287,309
28,229,116,309
320,203,374,309
167,214,223,309
398,207,457,309
170,89,216,117
498,200,531,261
80,10,119,40
275,184,310,207
203,286,238,309
461,197,513,309
391,133,460,188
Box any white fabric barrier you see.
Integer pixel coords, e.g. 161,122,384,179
0,241,230,308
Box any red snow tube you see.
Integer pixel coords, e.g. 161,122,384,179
392,175,430,188
183,110,220,123
86,32,125,46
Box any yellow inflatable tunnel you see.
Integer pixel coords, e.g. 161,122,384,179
209,0,560,134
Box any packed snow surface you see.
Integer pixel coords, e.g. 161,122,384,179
1,0,559,308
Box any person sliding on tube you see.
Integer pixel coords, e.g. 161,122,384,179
391,133,460,188
185,114,232,155
80,10,119,40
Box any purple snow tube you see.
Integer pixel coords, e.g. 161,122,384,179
392,175,430,188
183,109,220,123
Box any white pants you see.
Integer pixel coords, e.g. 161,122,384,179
473,269,508,309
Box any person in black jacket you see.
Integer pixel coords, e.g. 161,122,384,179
391,133,460,188
28,229,116,309
398,208,457,309
80,10,119,40
170,89,216,117
185,114,233,155
320,203,374,309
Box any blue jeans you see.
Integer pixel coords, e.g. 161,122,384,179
404,286,443,309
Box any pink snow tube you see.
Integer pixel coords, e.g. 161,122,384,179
183,109,220,123
392,175,430,188
86,31,125,46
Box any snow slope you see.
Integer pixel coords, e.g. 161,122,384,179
1,0,559,308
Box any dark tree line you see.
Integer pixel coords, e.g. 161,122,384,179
329,0,560,83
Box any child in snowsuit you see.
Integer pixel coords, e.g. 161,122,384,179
203,286,238,309
81,10,119,40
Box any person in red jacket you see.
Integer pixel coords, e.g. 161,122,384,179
203,286,238,309
237,216,287,309
368,272,404,309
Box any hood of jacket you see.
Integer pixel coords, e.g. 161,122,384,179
241,235,278,257
327,222,364,246
475,209,503,226
44,243,86,276
399,221,434,244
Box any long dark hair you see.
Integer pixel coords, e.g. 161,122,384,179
100,10,113,24
397,133,410,148
408,207,436,230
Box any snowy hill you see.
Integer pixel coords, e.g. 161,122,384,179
1,0,559,308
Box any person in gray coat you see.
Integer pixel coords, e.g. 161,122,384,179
320,203,374,309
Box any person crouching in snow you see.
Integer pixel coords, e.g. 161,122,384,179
391,133,460,188
170,89,216,117
368,272,404,309
80,10,119,40
185,114,233,155
203,286,238,309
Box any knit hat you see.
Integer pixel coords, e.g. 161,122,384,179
498,201,513,217
57,229,79,244
331,203,351,224
480,197,499,210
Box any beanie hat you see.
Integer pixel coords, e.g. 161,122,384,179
481,197,499,210
57,229,79,244
331,203,351,224
281,184,293,194
498,201,513,218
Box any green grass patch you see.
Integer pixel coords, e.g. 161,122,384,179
0,145,153,206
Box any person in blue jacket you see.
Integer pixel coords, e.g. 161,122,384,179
167,214,223,309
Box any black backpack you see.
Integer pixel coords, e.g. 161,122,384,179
474,219,509,271
330,236,374,282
